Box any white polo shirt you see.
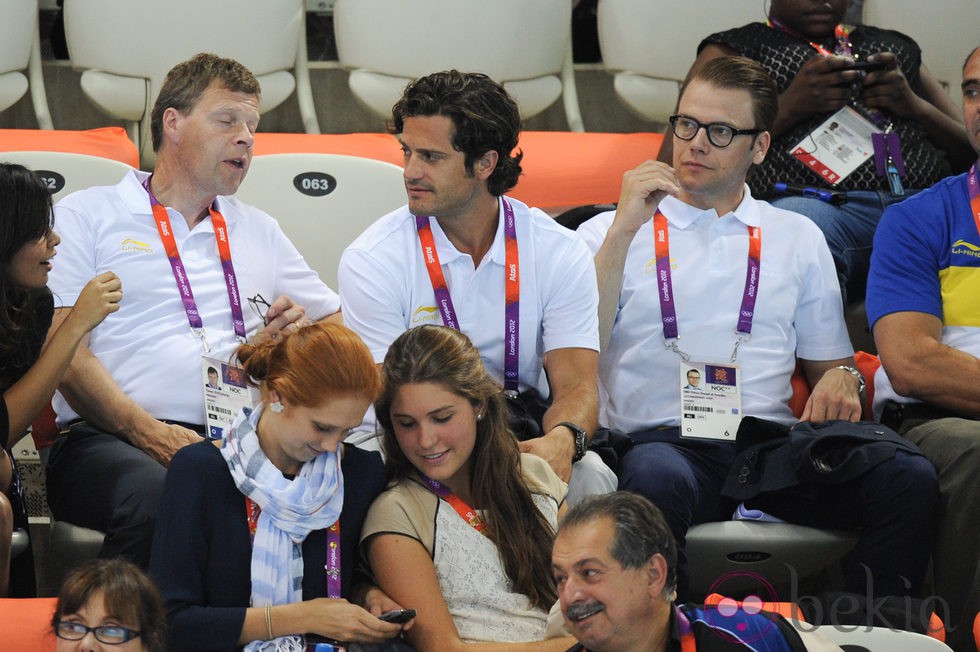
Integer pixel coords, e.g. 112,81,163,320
49,170,339,426
577,189,852,433
339,196,599,395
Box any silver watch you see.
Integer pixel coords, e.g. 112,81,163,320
835,364,866,401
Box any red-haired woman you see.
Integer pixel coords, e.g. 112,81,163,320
150,322,411,651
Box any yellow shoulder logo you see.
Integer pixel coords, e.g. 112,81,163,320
121,238,153,254
951,239,980,252
411,305,440,324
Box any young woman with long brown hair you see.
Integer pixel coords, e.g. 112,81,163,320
364,324,574,651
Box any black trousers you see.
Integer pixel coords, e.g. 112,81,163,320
45,422,169,568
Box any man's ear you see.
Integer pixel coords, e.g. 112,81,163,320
646,553,669,598
475,150,499,180
752,131,771,165
162,107,182,145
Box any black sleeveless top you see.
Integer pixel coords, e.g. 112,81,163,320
0,289,54,448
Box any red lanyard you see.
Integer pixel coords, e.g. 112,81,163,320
145,179,247,345
417,473,487,536
653,210,761,346
246,498,342,599
415,199,521,392
766,16,852,57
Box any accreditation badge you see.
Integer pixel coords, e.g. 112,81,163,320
680,361,743,441
789,106,880,186
201,355,256,440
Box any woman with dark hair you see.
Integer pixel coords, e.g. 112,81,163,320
0,162,121,596
53,558,165,652
150,322,411,651
364,324,575,651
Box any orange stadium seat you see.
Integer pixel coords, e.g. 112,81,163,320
254,130,663,212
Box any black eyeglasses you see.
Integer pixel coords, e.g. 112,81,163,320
669,114,763,148
247,293,272,326
55,620,141,645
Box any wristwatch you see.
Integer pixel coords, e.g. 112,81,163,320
835,365,866,402
558,422,588,463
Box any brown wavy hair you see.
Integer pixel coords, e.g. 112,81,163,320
375,325,557,611
235,321,380,406
388,70,523,197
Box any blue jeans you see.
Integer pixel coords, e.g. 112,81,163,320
769,190,915,305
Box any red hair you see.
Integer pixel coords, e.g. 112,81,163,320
236,322,379,406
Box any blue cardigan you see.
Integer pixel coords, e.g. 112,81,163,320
149,439,385,651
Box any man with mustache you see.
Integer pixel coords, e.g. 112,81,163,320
553,492,810,652
45,53,339,567
867,46,980,652
339,70,615,503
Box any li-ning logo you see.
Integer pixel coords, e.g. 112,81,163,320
121,238,153,254
411,305,440,324
951,239,980,259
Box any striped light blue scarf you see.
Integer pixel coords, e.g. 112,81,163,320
221,405,344,650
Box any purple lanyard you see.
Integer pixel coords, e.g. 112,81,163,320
247,499,341,599
653,211,761,359
324,521,342,599
415,199,521,392
143,177,247,344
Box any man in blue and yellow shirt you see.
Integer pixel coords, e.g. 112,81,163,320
867,46,980,652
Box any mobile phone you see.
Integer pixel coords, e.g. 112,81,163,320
850,60,887,73
379,609,416,624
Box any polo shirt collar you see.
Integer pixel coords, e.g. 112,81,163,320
118,169,238,235
426,196,508,267
659,184,761,229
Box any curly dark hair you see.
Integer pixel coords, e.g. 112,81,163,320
389,70,523,196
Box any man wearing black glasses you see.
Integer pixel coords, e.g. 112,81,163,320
576,56,937,604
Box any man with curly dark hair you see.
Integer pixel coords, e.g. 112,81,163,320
340,70,615,503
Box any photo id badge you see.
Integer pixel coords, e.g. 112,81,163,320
680,362,742,441
789,106,880,185
202,356,256,440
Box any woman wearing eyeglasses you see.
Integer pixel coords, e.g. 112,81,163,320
52,558,165,652
150,322,411,651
